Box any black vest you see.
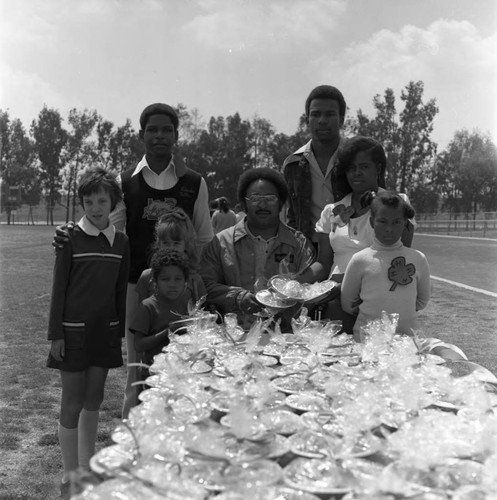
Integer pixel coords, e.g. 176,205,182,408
121,168,201,282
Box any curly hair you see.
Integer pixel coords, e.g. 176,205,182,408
332,136,387,200
150,248,190,282
153,208,199,269
78,167,122,211
237,167,289,210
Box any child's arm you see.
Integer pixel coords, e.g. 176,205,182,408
116,237,130,338
136,268,153,303
134,328,170,354
340,255,363,315
50,339,65,362
416,254,431,311
47,234,73,360
129,301,170,354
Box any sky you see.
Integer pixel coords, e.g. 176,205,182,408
1,0,496,150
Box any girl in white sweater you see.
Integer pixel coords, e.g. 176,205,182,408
341,191,430,340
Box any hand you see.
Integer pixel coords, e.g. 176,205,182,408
50,339,65,361
52,221,74,250
239,292,264,315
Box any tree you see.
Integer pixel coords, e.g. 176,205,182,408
397,81,438,193
63,108,98,221
438,130,497,213
93,116,115,170
270,114,309,170
191,113,252,202
176,103,205,144
21,168,42,224
0,111,37,224
250,116,275,168
432,150,458,213
31,106,67,225
351,81,438,209
108,119,142,173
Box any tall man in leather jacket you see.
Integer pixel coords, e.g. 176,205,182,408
282,85,346,246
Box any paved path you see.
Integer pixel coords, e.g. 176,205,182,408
413,234,497,294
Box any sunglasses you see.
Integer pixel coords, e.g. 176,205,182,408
245,195,279,205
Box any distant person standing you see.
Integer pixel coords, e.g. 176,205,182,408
211,196,237,233
47,168,129,499
283,85,346,246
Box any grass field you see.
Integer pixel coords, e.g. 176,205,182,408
1,225,496,499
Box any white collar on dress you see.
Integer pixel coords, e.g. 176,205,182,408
77,216,116,246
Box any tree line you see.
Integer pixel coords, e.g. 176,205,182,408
1,80,496,225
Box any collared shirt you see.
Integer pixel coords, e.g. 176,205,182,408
244,224,278,284
292,140,339,241
131,154,183,190
77,215,116,246
110,154,213,249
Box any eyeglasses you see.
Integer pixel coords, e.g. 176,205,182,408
245,195,279,205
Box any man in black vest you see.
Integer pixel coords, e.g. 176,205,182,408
54,103,213,418
116,103,212,283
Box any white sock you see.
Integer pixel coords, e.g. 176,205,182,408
58,422,78,483
78,409,99,470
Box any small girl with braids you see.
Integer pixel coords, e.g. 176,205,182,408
340,190,430,339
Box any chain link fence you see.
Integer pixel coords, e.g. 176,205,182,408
2,205,497,238
415,212,497,238
0,204,84,226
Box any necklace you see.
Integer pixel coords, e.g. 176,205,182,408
353,225,358,236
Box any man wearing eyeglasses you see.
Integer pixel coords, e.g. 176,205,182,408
200,168,315,329
283,85,346,246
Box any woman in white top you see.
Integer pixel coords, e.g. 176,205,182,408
298,136,414,330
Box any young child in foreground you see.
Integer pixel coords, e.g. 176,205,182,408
130,248,196,388
135,207,205,304
340,190,430,340
46,167,129,498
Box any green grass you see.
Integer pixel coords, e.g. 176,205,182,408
0,225,496,498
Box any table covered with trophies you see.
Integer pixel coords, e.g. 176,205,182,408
74,278,497,500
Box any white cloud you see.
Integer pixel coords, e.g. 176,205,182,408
315,19,497,146
0,63,79,128
184,0,346,52
0,2,57,48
